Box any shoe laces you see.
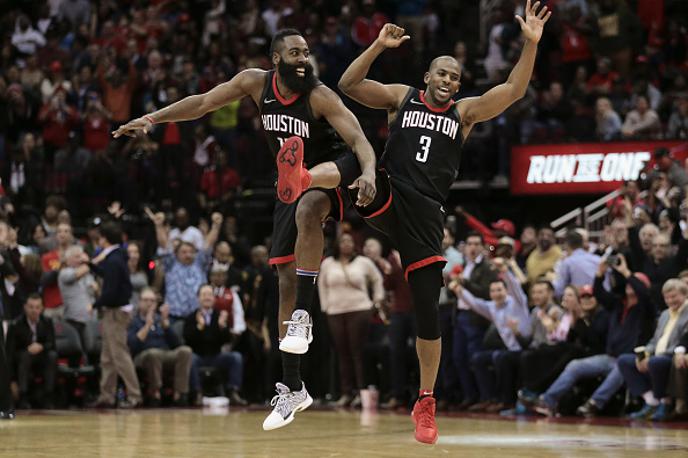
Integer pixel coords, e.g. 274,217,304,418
416,399,436,428
283,310,312,340
270,383,302,418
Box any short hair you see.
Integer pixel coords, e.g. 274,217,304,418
490,279,507,288
139,287,157,300
662,278,688,296
174,240,197,254
533,279,554,292
270,28,303,55
679,269,688,278
26,293,42,304
565,230,584,249
465,231,483,244
99,221,123,245
197,284,213,297
63,244,84,261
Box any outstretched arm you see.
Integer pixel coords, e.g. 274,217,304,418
338,23,411,111
112,68,264,138
457,0,551,127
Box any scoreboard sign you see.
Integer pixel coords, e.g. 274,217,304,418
510,141,688,195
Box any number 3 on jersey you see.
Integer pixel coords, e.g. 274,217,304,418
416,136,432,163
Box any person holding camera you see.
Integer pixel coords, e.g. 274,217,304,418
617,278,688,421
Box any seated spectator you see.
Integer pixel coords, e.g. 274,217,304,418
595,97,622,141
127,242,149,310
621,95,661,139
208,263,246,332
586,57,618,96
211,241,243,288
184,285,247,406
127,288,193,407
668,329,688,418
667,93,688,139
642,232,688,309
452,260,531,413
553,230,601,298
618,279,688,421
58,245,97,353
318,233,384,408
7,294,57,409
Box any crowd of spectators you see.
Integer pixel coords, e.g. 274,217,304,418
0,0,688,423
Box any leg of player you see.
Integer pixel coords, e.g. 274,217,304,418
279,191,331,354
408,263,444,445
276,136,342,204
263,262,313,431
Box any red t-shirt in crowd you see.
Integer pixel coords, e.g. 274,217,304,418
352,13,388,47
212,286,235,329
39,104,79,148
41,250,63,309
83,114,110,152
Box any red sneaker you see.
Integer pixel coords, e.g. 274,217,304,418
411,396,439,444
276,136,311,204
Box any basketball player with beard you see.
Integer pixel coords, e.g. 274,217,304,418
113,29,377,430
335,1,551,444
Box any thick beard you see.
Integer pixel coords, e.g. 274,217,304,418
278,60,318,94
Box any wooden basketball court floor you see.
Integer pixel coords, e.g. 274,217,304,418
2,408,687,457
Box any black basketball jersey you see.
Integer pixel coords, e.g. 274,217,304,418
381,88,463,203
259,70,347,166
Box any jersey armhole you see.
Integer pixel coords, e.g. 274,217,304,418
388,87,417,125
258,70,273,113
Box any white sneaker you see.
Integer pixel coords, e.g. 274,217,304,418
262,382,313,431
279,310,313,354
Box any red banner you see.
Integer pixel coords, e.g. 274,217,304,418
510,141,688,195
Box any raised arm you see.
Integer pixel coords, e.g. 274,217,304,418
112,68,264,138
310,86,377,206
338,23,411,111
457,0,551,127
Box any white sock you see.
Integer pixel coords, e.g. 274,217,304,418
642,391,659,406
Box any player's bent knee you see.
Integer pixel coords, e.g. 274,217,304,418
295,191,330,226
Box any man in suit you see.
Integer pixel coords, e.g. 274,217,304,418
184,284,246,406
0,320,14,419
7,294,57,409
618,278,688,421
89,222,142,408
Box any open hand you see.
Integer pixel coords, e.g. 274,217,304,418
376,24,411,49
112,116,154,138
349,173,377,207
515,0,551,44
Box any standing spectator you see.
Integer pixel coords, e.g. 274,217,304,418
351,0,388,48
7,294,57,409
127,242,148,311
453,262,531,413
621,96,661,140
151,211,221,320
38,89,79,153
58,245,98,353
453,232,496,408
595,97,622,141
0,312,15,419
208,263,247,336
58,0,92,28
586,57,618,96
211,241,243,289
618,279,688,421
554,230,601,298
40,222,74,319
168,207,205,251
185,285,247,406
318,233,384,407
88,222,142,408
653,148,688,192
2,133,44,210
11,15,46,57
199,150,241,212
98,58,137,126
127,288,193,407
526,227,562,285
589,0,642,76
